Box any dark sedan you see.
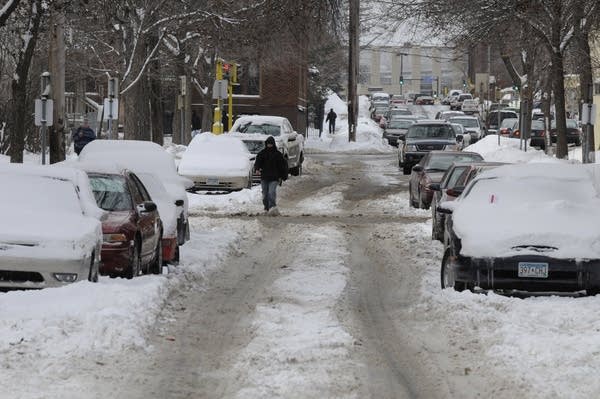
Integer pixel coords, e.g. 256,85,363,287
88,171,163,278
399,121,464,175
408,151,483,210
383,119,414,146
550,119,582,145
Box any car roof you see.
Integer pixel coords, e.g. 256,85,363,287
449,115,478,120
413,120,451,125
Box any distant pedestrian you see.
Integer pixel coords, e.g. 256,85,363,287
72,117,96,155
325,108,337,134
254,136,288,215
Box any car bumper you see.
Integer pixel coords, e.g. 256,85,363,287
530,137,546,147
453,255,600,292
401,152,426,166
101,242,134,275
0,254,93,289
187,175,249,191
551,134,580,144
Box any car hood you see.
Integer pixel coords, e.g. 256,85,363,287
406,138,455,146
453,200,600,259
179,152,252,177
0,210,101,259
385,128,408,134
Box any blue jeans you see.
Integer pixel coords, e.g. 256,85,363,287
261,180,278,210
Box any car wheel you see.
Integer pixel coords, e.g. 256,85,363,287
441,250,459,290
403,165,411,175
126,241,141,279
150,235,163,275
87,253,98,283
587,288,600,296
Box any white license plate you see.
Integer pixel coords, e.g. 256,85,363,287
518,262,549,278
206,177,219,185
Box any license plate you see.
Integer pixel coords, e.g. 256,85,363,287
206,177,219,185
518,262,549,278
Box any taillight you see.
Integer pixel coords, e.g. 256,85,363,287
540,131,545,137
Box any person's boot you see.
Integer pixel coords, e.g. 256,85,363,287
268,207,280,216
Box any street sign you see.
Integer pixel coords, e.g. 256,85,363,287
34,99,53,126
582,103,597,125
212,79,228,99
103,98,119,120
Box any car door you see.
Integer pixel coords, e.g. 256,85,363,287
283,120,300,163
129,173,159,262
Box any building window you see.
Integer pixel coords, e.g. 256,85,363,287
359,64,371,85
380,51,392,85
233,61,260,96
595,83,600,96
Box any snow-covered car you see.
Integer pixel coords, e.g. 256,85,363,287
0,165,103,289
78,140,191,247
439,164,600,294
179,132,254,191
228,115,304,176
448,116,483,143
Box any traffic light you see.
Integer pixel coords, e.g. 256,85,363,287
513,84,519,91
462,79,466,89
400,75,404,86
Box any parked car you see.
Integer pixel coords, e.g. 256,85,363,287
179,133,254,191
383,119,414,146
435,110,465,121
498,118,519,136
429,162,506,242
510,119,548,149
461,99,479,114
84,167,163,278
399,121,465,175
229,115,304,176
408,151,483,209
438,163,600,293
449,116,483,143
485,110,519,135
415,95,435,105
78,140,192,248
450,94,473,110
0,165,103,289
550,119,582,146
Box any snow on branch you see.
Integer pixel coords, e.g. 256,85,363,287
120,28,166,95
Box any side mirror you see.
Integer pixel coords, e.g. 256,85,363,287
174,199,184,207
142,201,157,212
412,165,423,172
288,132,297,141
428,183,441,192
436,205,453,215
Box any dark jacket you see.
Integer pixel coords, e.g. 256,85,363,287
325,110,337,123
254,137,288,182
72,126,96,153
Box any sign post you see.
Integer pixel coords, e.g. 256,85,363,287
104,77,119,140
34,72,53,165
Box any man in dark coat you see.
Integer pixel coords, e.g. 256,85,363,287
253,136,288,215
72,118,96,155
325,108,337,134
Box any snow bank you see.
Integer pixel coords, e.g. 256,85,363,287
464,135,559,164
187,186,263,215
306,94,394,154
0,154,8,163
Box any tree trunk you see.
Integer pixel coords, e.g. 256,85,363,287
148,32,163,146
9,0,43,163
578,29,594,153
123,77,152,140
201,94,212,132
551,50,568,159
49,3,66,163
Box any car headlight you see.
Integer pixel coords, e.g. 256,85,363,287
103,233,128,243
405,145,417,151
54,273,78,283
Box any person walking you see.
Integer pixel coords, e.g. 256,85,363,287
254,136,288,215
325,108,337,134
72,117,96,155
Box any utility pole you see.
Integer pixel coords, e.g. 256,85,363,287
348,0,359,143
398,53,407,95
49,1,65,163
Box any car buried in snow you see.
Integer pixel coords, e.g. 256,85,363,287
438,163,600,294
0,164,103,289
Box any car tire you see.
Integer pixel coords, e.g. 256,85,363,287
150,235,163,275
441,250,472,292
403,165,411,175
87,253,98,283
126,241,141,279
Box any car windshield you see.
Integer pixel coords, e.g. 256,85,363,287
407,125,455,139
236,122,281,136
0,175,82,214
390,110,412,116
89,174,132,211
243,140,264,154
426,154,482,172
452,118,479,128
550,120,578,129
387,120,413,129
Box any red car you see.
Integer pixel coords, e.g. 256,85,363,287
87,170,163,278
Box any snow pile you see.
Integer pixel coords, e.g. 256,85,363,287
187,186,263,215
0,154,8,163
231,226,360,398
306,93,394,154
464,135,558,164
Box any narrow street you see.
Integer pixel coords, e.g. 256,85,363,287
59,150,515,399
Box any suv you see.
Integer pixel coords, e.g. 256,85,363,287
398,121,463,175
450,94,473,110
